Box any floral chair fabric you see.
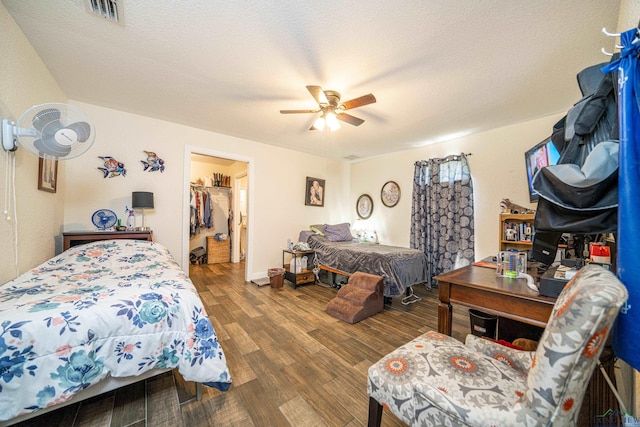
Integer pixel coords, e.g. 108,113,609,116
367,264,628,426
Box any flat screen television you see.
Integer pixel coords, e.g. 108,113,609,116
525,138,561,202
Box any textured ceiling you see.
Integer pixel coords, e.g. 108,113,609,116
2,0,621,160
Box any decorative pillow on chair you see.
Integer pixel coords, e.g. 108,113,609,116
310,224,325,236
324,223,353,242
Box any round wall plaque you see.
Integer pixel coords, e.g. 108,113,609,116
356,194,373,219
381,181,400,207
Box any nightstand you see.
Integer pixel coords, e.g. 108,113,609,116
63,230,153,251
282,249,315,288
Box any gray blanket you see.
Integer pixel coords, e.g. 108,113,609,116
305,234,429,297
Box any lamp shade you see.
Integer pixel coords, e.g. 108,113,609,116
132,191,154,209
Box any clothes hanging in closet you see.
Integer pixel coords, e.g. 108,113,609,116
190,186,232,237
203,192,213,229
190,187,214,236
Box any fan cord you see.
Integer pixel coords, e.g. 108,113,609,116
3,149,10,219
3,150,19,277
11,152,18,277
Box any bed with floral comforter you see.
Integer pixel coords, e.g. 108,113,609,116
0,239,231,422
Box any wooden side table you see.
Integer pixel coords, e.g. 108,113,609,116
63,230,153,251
282,249,315,288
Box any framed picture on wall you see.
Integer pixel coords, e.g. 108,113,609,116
381,181,400,207
38,156,58,193
356,194,373,219
305,177,325,207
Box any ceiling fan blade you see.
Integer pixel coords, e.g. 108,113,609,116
306,86,328,105
337,113,365,126
280,109,319,114
341,94,376,110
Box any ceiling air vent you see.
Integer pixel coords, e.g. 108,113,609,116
84,0,124,25
344,155,360,161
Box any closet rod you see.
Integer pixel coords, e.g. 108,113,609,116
190,184,231,190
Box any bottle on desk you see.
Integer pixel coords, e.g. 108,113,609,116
126,207,135,231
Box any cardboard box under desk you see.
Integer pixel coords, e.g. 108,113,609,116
207,237,230,264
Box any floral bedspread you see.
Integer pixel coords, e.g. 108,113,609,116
0,240,231,422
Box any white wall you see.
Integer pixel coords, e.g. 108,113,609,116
63,102,350,281
0,4,67,284
350,113,564,260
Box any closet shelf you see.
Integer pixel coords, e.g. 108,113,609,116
190,184,232,190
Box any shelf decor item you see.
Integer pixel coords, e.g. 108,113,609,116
381,181,400,207
356,194,373,219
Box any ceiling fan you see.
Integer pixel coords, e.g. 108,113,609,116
280,85,376,131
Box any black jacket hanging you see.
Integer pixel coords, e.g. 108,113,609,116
532,61,619,235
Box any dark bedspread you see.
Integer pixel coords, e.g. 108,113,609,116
305,234,429,297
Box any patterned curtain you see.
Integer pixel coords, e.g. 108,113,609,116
410,153,474,286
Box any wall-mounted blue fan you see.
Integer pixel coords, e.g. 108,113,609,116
91,209,117,230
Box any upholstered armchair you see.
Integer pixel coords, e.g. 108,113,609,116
367,264,628,426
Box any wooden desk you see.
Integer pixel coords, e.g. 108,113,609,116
63,230,153,251
435,264,555,336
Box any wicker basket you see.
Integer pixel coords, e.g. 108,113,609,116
206,236,230,264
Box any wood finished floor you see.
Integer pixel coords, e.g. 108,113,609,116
12,262,470,427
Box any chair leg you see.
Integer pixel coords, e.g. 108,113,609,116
368,396,383,427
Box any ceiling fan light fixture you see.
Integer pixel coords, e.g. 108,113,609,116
325,112,340,131
314,116,325,131
281,85,375,131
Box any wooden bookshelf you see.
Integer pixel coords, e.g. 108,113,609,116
499,213,535,252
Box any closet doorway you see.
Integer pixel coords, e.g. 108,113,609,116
183,147,252,281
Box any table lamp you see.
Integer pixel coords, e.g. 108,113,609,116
132,191,154,231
